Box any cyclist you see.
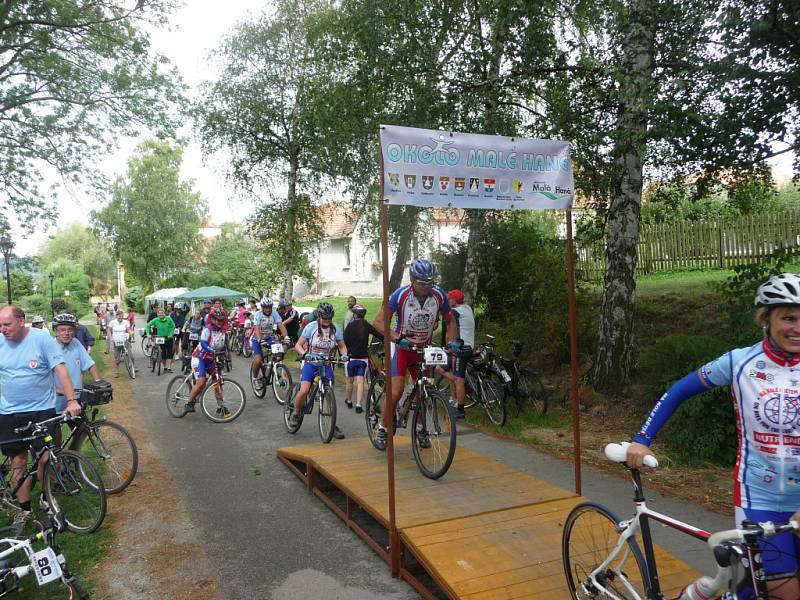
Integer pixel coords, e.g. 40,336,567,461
107,309,134,378
343,304,383,413
146,307,176,373
626,272,800,600
250,299,289,386
372,259,457,450
171,304,187,358
278,300,300,344
185,308,229,416
183,308,205,356
199,299,212,322
52,314,101,423
287,302,348,438
206,298,228,329
437,289,475,419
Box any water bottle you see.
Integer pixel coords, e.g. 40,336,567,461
673,577,720,600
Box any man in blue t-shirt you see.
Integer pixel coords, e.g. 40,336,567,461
0,305,81,525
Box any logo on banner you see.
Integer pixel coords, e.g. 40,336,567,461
513,179,523,194
404,174,416,189
483,178,496,193
498,179,510,194
422,175,433,190
469,178,480,192
532,181,558,200
454,177,465,192
388,173,400,190
439,176,450,191
29,359,39,369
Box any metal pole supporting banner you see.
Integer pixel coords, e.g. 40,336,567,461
565,210,581,494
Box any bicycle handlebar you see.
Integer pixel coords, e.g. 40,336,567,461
604,442,659,468
708,520,799,548
13,412,75,435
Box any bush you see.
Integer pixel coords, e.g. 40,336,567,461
125,285,145,313
639,334,735,466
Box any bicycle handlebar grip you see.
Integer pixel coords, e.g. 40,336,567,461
13,421,33,435
604,442,659,468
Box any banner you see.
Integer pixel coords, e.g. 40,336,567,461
380,125,574,210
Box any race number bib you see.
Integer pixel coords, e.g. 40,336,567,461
271,343,284,354
32,547,62,585
155,337,165,344
424,347,448,366
174,328,181,336
115,341,125,347
189,333,199,341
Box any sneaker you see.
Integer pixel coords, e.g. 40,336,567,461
184,402,196,413
374,426,388,451
416,429,431,449
216,406,232,418
345,399,353,409
456,406,465,420
355,405,363,414
252,377,264,390
333,426,345,440
288,411,302,428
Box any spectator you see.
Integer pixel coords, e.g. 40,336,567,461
343,296,357,330
74,321,95,353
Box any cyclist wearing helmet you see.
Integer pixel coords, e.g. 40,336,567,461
627,273,800,599
53,313,101,410
277,300,300,344
250,298,289,383
343,304,383,413
146,306,176,373
372,258,457,450
185,308,230,415
107,309,134,378
288,302,348,438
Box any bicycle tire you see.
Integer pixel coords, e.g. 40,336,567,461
411,387,456,479
562,502,650,600
243,339,252,358
517,368,548,415
141,337,153,358
75,420,138,494
272,362,293,405
365,375,385,449
284,383,303,433
151,346,161,373
124,349,135,379
481,372,507,426
462,367,480,409
318,385,337,443
200,378,246,423
165,374,191,418
43,450,107,534
251,365,267,399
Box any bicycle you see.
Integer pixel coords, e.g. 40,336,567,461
112,338,136,379
59,382,138,495
501,340,548,416
139,327,154,358
365,343,457,479
165,354,246,423
0,511,89,598
251,340,293,404
149,333,163,375
561,442,797,599
283,353,342,443
0,414,107,534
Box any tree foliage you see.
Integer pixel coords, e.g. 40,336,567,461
0,0,184,232
38,223,116,295
91,140,206,290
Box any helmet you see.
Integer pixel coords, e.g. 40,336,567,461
203,299,212,305
31,315,46,324
52,313,77,328
755,273,800,307
260,298,273,308
447,289,465,304
211,308,226,320
316,302,334,319
352,304,367,318
278,299,289,308
409,259,438,283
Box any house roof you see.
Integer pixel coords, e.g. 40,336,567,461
316,202,357,239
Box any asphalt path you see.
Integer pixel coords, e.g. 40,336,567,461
125,319,734,598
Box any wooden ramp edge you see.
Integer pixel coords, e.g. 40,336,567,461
277,438,700,599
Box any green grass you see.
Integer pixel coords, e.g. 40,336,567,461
294,296,385,326
467,403,565,444
85,325,106,378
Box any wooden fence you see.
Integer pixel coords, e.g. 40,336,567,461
575,211,800,282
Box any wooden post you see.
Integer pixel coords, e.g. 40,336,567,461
565,210,581,495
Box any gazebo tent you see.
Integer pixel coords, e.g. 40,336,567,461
143,287,190,313
174,286,247,302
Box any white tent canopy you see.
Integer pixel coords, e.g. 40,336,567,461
144,288,190,313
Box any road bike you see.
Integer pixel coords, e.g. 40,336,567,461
283,354,343,443
365,343,457,479
0,511,89,598
59,382,138,495
165,354,246,423
562,442,796,599
500,339,548,416
0,414,107,534
251,340,293,405
112,339,136,379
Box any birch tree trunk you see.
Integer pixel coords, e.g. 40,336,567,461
282,154,298,299
461,211,483,305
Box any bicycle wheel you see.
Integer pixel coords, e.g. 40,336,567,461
243,339,253,358
284,383,303,433
462,367,480,409
141,337,153,358
318,385,337,443
75,421,138,494
43,450,107,534
272,363,293,405
124,349,135,379
411,388,456,479
481,372,507,426
517,368,548,415
200,378,246,423
365,376,385,448
562,502,649,600
251,365,267,399
165,374,192,418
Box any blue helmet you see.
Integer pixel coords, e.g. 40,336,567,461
409,259,437,283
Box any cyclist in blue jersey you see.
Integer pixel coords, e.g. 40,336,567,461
372,259,457,451
249,298,289,387
185,309,229,415
287,302,348,438
627,273,800,599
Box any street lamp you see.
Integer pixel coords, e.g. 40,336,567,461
0,237,13,305
48,273,55,320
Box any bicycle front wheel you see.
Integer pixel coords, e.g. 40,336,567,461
141,337,153,358
44,450,107,534
75,420,139,494
201,378,246,423
318,385,337,443
481,372,507,426
562,502,649,600
251,367,267,399
272,363,293,405
124,350,135,379
365,375,385,448
517,368,548,415
411,388,456,479
165,374,192,418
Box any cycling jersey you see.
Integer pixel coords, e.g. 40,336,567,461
192,325,226,361
300,322,342,357
388,285,450,345
451,304,475,348
254,310,283,338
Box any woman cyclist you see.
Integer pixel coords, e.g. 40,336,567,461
626,273,800,599
185,309,229,416
343,304,383,413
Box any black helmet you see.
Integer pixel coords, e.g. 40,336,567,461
352,304,367,318
317,302,334,319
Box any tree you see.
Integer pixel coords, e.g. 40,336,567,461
0,1,184,232
38,223,116,296
92,140,206,290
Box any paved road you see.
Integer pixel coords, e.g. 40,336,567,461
125,321,733,598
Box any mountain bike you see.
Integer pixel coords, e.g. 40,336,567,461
0,414,107,534
251,340,293,404
366,344,457,479
283,353,343,443
112,339,136,379
229,326,245,355
59,382,138,495
165,354,246,423
501,340,548,416
562,442,796,599
149,334,163,375
139,327,154,358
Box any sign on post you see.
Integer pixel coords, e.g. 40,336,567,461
380,124,574,210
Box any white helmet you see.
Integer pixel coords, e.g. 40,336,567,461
260,297,273,308
755,273,800,307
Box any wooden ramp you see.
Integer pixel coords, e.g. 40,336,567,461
277,437,699,599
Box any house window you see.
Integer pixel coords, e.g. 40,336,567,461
343,239,351,268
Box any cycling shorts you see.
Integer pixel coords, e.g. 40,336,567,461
191,356,217,379
445,347,473,378
0,410,57,456
345,358,368,378
735,507,800,582
252,336,275,357
391,347,423,378
156,336,174,359
300,362,333,384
